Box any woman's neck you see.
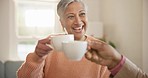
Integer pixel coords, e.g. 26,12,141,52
75,35,87,41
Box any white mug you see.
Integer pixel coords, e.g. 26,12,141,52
51,34,74,51
62,41,87,61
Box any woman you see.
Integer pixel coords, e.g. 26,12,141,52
17,0,110,78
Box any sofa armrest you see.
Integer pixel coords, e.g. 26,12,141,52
0,61,4,78
5,61,24,78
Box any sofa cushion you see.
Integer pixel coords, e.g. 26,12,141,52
4,61,24,78
0,61,4,78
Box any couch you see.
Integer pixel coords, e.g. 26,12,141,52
0,61,24,78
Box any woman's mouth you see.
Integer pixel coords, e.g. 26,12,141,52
72,26,83,33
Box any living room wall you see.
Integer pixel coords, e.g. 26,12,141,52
100,0,143,68
0,0,19,62
0,0,11,62
143,0,148,73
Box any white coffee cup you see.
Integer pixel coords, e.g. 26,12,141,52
51,34,74,51
62,41,87,61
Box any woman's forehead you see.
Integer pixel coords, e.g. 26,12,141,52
64,2,85,14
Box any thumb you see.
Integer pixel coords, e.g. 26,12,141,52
89,40,105,51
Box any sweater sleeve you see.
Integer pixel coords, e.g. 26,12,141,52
114,58,148,78
17,52,46,78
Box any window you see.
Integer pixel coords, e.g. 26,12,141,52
16,0,58,60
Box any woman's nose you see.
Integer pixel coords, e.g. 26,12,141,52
74,15,82,25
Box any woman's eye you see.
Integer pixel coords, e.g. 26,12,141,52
67,16,74,19
80,13,86,16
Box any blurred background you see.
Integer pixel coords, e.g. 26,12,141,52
0,0,148,73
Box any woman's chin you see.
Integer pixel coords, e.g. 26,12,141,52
74,34,85,40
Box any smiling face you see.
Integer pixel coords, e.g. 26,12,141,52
60,2,88,40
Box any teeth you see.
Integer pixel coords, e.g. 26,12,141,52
73,27,82,30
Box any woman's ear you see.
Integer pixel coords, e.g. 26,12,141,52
60,19,64,28
60,18,68,34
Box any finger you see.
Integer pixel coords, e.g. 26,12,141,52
46,44,54,49
35,48,49,57
87,40,91,50
36,48,49,54
86,51,98,63
36,51,49,57
91,51,105,64
91,51,99,61
89,40,106,51
85,51,92,60
37,43,53,51
38,38,51,44
87,45,91,50
46,38,51,44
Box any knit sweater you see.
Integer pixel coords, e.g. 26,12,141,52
17,35,110,78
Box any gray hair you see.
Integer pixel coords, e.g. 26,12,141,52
57,0,87,18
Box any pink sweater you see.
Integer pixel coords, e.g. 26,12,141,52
17,36,110,78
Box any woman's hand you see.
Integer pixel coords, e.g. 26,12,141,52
34,34,65,57
35,36,53,57
85,40,122,69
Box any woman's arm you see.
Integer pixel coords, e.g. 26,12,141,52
17,36,53,78
17,53,46,78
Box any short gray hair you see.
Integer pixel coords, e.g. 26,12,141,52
57,0,87,18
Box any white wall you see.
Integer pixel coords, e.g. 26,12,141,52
0,0,9,60
9,0,19,61
100,0,143,68
143,0,148,73
83,0,101,22
0,0,19,62
83,0,103,38
0,0,10,62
